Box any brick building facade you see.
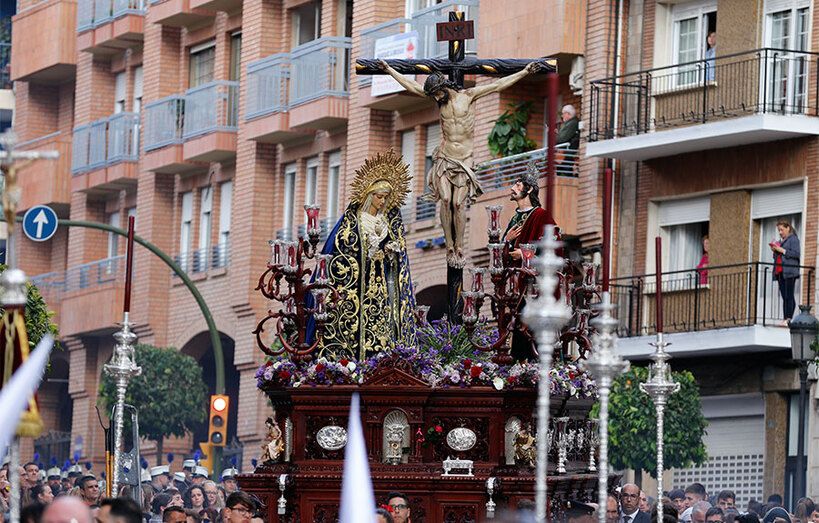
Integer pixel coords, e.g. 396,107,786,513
586,0,819,507
10,0,591,474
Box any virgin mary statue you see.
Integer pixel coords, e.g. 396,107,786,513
317,150,416,360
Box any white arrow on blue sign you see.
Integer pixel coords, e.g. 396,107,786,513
22,205,59,242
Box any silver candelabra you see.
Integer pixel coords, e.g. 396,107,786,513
522,226,571,522
103,312,142,495
584,292,629,523
639,332,679,523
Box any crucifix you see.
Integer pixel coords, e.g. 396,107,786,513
356,12,557,321
0,129,59,523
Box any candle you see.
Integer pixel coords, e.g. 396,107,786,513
655,236,663,333
462,291,477,324
269,239,282,266
285,296,295,315
286,241,297,271
315,254,331,284
311,288,329,320
506,271,519,296
304,204,321,232
488,243,504,275
415,305,430,325
486,205,503,239
519,243,536,270
469,267,485,293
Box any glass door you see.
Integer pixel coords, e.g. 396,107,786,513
756,213,801,322
765,7,809,113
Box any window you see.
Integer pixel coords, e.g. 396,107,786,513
657,196,710,278
670,1,717,85
180,192,194,270
764,1,810,112
401,130,415,220
189,41,216,88
197,187,213,272
114,72,126,114
133,66,143,113
424,123,441,191
291,1,321,47
281,163,297,240
107,211,121,259
217,181,232,268
305,157,319,206
326,151,341,222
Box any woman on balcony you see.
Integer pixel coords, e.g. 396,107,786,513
770,220,801,325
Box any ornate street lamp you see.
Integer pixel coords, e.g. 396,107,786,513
788,304,818,502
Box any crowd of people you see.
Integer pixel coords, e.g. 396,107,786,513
0,458,266,523
594,482,819,523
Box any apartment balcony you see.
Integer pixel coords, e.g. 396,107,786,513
245,54,311,144
182,80,238,162
172,240,230,276
147,0,213,28
357,0,477,110
469,146,580,236
143,95,193,173
11,0,77,83
287,37,351,130
31,256,126,335
189,0,239,15
587,48,819,161
610,262,815,360
17,132,72,211
71,112,140,193
77,0,145,55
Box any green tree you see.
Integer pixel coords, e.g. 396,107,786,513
487,101,538,157
98,344,208,463
0,265,60,350
601,366,708,482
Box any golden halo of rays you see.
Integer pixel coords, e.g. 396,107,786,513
350,149,412,211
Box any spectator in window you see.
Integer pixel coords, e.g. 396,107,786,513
556,104,580,150
696,235,709,284
705,32,716,81
769,220,800,324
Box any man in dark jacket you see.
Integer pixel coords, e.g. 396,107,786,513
556,104,580,149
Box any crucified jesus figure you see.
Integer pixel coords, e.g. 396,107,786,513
378,59,543,268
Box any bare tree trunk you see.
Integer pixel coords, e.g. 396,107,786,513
634,467,643,489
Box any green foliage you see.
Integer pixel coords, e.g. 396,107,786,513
0,265,60,350
594,366,708,477
98,344,208,443
487,101,538,157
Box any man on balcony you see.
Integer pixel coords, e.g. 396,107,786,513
377,59,543,267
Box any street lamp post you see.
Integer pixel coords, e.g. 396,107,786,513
788,304,818,503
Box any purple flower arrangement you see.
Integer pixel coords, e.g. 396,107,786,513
255,319,597,398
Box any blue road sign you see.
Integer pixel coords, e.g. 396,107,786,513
22,205,59,242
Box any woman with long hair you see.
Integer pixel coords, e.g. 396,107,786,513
184,485,208,513
202,481,224,511
769,220,801,324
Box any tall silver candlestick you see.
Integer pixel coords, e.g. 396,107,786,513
522,226,571,522
639,332,679,523
103,312,141,495
585,292,629,523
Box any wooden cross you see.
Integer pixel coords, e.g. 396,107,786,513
356,12,556,88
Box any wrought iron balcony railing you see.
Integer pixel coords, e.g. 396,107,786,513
610,261,815,338
72,113,140,174
183,80,239,139
289,37,352,107
589,47,819,141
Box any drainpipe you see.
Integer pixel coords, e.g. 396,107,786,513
607,0,624,263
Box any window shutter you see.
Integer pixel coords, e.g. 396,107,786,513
658,196,711,226
426,124,441,155
751,183,803,219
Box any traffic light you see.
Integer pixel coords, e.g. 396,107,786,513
208,395,229,447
